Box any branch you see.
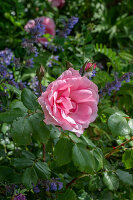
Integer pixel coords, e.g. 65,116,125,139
105,136,133,159
66,174,89,189
39,81,43,94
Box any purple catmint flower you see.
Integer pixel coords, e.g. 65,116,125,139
57,182,63,190
22,39,38,57
84,69,97,80
13,193,26,200
27,76,40,95
0,48,13,66
50,182,57,191
25,58,34,68
43,41,64,52
58,17,78,38
44,178,63,191
0,64,8,80
5,184,15,195
27,76,46,96
48,55,59,67
31,19,45,39
13,57,21,68
33,186,40,193
100,72,133,97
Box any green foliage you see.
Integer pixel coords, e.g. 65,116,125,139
95,43,121,70
54,138,73,166
122,149,133,169
108,114,130,136
72,143,95,173
21,88,38,111
0,108,25,123
34,161,51,179
103,172,119,191
0,0,133,199
116,169,133,185
29,113,50,144
57,189,76,200
11,117,32,146
22,167,38,188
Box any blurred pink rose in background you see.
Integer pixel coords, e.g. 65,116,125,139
85,63,97,71
38,68,99,137
48,0,65,8
24,17,56,44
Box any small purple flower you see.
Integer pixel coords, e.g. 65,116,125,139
50,182,57,191
0,64,8,80
13,57,21,68
100,72,133,97
48,55,59,67
21,39,38,57
33,186,40,193
5,184,15,195
57,182,63,190
13,193,26,200
25,58,34,68
58,17,79,38
0,48,13,66
29,18,45,39
44,178,63,192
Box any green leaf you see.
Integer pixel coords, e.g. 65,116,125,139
54,138,73,166
103,172,119,191
103,108,128,117
88,175,100,191
35,161,51,179
0,108,24,123
29,113,50,143
81,135,96,148
5,83,21,97
49,125,61,139
10,100,28,113
128,119,133,134
72,143,95,173
22,167,38,188
57,189,76,200
116,169,133,185
11,117,32,146
21,150,35,160
69,133,83,143
108,114,130,136
21,88,38,110
91,148,103,171
12,158,34,169
122,149,133,169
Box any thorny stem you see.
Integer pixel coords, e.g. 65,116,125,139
38,80,45,162
105,136,133,159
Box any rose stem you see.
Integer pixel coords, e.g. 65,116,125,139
38,79,46,162
105,136,133,159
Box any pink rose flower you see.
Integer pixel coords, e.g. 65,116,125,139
37,17,56,44
38,68,99,137
48,0,65,8
85,63,97,71
24,17,56,44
